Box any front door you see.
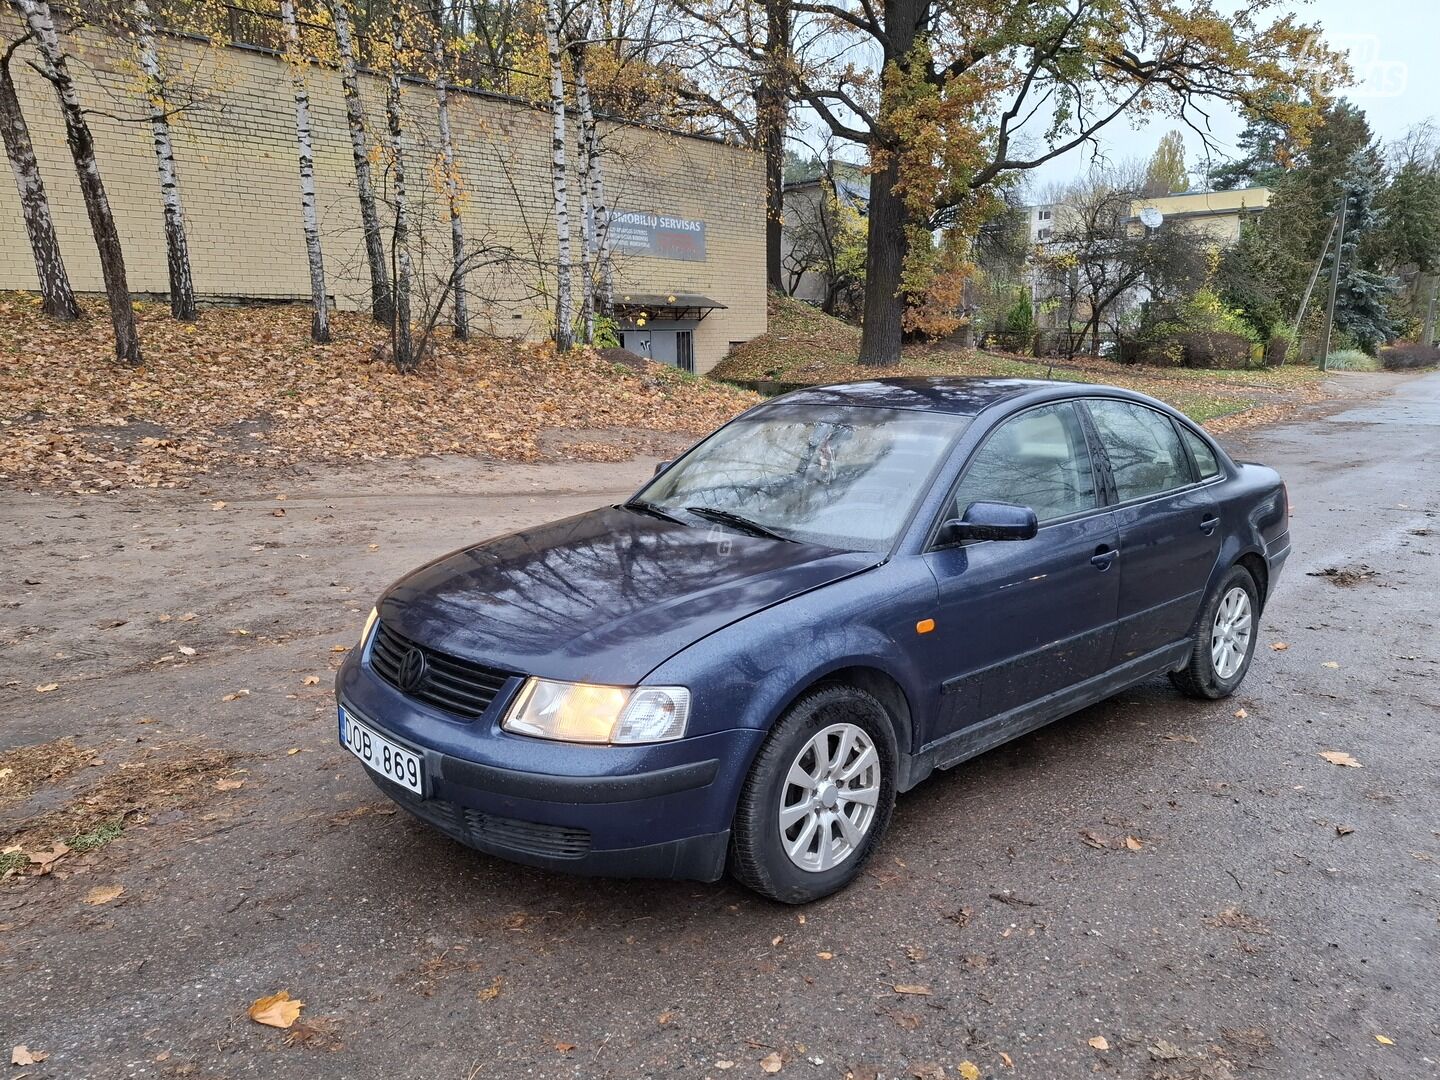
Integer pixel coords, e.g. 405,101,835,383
1082,399,1222,663
921,401,1121,745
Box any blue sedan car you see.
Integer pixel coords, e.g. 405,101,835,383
336,378,1289,903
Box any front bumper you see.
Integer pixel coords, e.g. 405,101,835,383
336,651,761,882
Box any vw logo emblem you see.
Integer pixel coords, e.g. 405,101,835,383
397,646,428,693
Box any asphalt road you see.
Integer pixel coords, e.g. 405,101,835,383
3,373,1438,1080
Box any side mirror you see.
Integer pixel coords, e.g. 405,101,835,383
653,459,672,476
937,501,1038,545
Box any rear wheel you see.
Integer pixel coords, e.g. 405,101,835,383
730,685,897,904
1170,564,1260,699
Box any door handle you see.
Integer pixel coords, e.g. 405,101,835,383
1200,515,1219,535
1090,546,1119,570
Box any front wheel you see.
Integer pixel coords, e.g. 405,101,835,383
1170,565,1260,699
729,685,898,904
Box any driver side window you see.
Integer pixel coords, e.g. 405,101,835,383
950,402,1099,523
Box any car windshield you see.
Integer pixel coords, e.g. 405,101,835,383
636,404,969,552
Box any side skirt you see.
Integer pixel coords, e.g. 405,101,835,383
899,640,1192,792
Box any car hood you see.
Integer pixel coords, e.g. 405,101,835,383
378,506,878,684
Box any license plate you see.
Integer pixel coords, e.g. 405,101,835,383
339,707,423,796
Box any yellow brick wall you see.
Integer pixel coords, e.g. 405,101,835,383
0,17,766,373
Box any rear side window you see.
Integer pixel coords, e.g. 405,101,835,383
951,402,1099,523
1085,400,1193,501
1180,426,1222,479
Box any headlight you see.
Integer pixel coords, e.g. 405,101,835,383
502,678,690,744
359,607,379,647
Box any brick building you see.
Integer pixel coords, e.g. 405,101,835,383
0,16,765,374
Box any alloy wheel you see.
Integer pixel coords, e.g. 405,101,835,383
778,722,881,873
1210,585,1252,680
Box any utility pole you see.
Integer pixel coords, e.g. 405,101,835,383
1292,206,1340,360
1320,192,1349,370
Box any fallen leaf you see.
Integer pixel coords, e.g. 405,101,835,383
958,1062,981,1080
477,976,502,1001
1269,641,1288,651
287,748,301,755
657,1011,676,1025
715,1061,735,1071
303,676,320,686
554,1042,576,1053
211,500,227,510
999,1052,1013,1068
331,644,349,653
1319,750,1362,768
35,683,59,693
1087,1036,1110,1051
28,842,69,869
893,984,932,996
909,1064,945,1080
178,646,196,657
1233,708,1248,719
221,689,250,702
771,935,784,946
1080,829,1108,849
1375,1035,1394,1045
1335,824,1354,836
760,1051,784,1073
178,612,197,622
248,990,304,1029
272,509,286,517
816,951,833,960
275,493,287,501
215,779,244,791
11,1045,47,1066
1321,660,1340,669
1124,836,1144,851
1148,1039,1183,1061
82,884,125,905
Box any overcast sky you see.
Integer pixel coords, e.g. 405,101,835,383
1025,0,1437,192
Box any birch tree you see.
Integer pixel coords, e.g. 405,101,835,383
14,0,140,362
0,31,78,320
428,5,468,339
567,23,614,340
279,0,330,343
384,6,414,368
330,0,391,324
542,0,574,351
132,0,195,320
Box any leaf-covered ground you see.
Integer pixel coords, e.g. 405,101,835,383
712,294,1331,429
0,294,759,492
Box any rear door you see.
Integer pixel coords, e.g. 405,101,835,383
921,401,1121,743
1081,399,1222,665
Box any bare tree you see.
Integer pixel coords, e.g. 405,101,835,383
384,5,414,368
330,0,392,324
428,4,468,339
0,30,78,320
14,0,140,362
571,31,613,317
279,0,330,343
132,0,195,320
543,0,574,350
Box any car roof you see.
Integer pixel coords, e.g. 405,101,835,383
766,376,1112,416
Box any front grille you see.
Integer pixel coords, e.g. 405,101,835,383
369,621,515,720
385,783,592,860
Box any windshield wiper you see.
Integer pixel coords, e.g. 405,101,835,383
684,505,797,543
621,499,687,525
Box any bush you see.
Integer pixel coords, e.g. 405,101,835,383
1324,349,1380,371
1177,330,1256,368
1264,334,1292,367
1378,342,1440,370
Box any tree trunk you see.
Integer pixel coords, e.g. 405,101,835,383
757,0,790,293
543,0,573,351
17,0,139,361
134,0,195,320
0,35,78,320
1421,274,1438,347
856,156,907,365
430,18,468,340
582,61,612,316
279,0,330,343
385,9,413,369
855,0,924,367
570,38,595,343
330,0,391,324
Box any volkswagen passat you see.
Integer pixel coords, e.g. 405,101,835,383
336,378,1289,903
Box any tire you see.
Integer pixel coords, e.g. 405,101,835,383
729,684,898,904
1170,564,1260,700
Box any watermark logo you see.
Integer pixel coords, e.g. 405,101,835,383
1301,33,1408,98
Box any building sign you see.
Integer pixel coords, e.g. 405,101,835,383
610,211,706,262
